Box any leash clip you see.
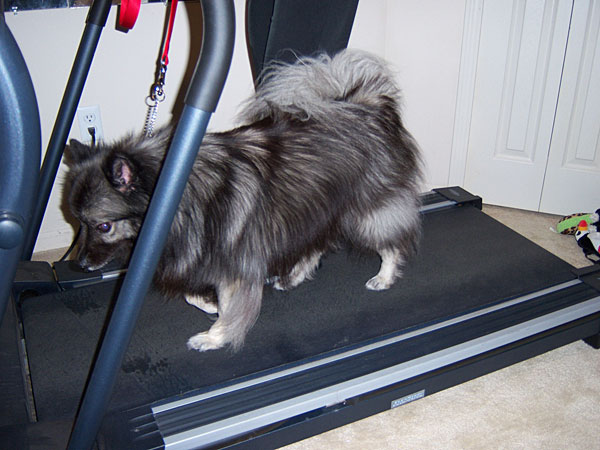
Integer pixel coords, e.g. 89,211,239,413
143,0,178,137
145,62,168,137
150,61,168,103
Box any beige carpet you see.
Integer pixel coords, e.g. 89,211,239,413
33,206,600,449
282,206,600,450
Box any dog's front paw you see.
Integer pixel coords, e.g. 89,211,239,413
268,276,292,291
272,277,290,291
365,275,393,291
187,332,225,352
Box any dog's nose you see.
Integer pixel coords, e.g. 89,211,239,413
77,256,94,272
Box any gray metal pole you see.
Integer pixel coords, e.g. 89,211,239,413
22,0,112,260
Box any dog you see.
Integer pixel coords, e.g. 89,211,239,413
64,49,422,352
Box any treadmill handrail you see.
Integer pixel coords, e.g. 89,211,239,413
66,2,235,449
185,0,235,112
0,4,41,323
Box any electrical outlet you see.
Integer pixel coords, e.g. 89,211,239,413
77,105,104,143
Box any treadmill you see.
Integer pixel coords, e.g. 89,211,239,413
1,1,599,449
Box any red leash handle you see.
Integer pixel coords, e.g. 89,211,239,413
119,0,141,30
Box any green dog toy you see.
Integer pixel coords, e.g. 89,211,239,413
556,210,600,235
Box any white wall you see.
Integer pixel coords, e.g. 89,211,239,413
6,0,466,253
383,1,466,188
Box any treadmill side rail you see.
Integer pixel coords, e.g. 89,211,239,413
134,281,600,449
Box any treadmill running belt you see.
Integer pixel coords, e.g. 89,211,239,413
20,204,575,420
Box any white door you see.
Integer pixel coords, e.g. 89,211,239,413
539,0,600,215
463,0,573,210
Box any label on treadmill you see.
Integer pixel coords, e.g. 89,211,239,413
391,390,425,409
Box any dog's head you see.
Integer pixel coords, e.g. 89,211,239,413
64,137,161,271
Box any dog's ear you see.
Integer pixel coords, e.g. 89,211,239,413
105,154,137,193
64,139,93,166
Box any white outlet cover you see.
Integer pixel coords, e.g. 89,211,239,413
77,105,104,143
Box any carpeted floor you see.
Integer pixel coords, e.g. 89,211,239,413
32,205,600,449
280,205,600,450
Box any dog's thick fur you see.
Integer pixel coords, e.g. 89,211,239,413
65,50,422,352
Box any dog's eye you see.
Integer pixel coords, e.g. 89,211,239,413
96,222,112,233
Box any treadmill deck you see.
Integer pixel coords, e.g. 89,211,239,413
13,190,600,448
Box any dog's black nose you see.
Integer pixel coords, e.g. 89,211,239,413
77,257,94,273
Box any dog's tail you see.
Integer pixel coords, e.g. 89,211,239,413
239,49,402,123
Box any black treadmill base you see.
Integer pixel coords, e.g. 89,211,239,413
5,190,600,449
100,292,600,450
18,202,576,420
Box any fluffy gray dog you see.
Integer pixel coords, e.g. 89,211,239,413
65,50,422,352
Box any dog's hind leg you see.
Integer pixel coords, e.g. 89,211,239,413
365,247,404,291
273,251,323,290
187,280,263,352
346,195,420,291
